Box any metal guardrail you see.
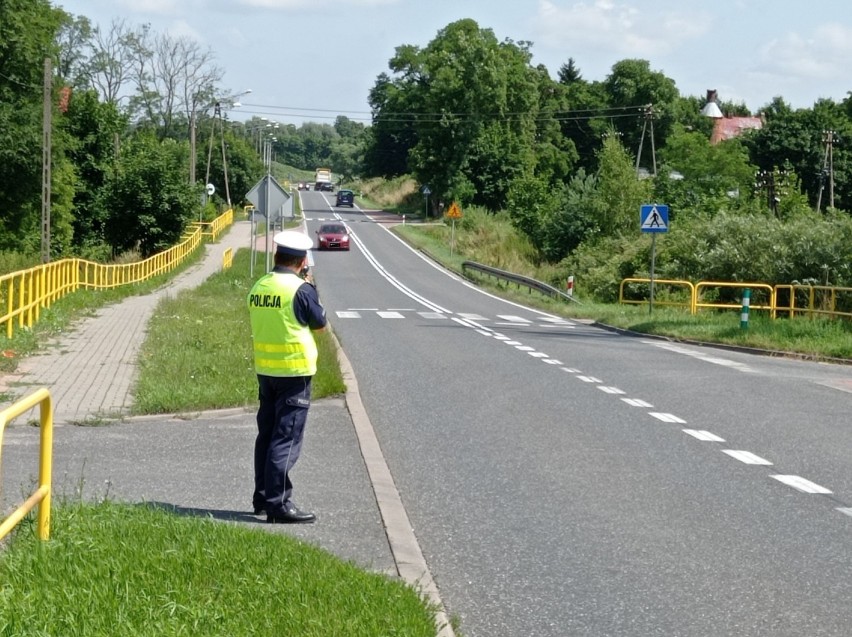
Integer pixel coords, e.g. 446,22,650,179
461,261,581,304
0,388,54,541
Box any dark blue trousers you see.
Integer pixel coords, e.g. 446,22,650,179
253,375,312,515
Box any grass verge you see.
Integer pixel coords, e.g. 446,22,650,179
0,501,438,637
133,248,345,415
394,222,852,362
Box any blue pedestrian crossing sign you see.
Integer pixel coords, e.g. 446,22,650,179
640,204,669,233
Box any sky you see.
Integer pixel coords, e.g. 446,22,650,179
56,0,852,126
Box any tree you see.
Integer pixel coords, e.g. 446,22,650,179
124,27,223,139
594,132,653,236
376,20,541,208
57,88,127,254
744,97,852,212
655,124,756,215
0,0,64,252
363,72,418,177
602,59,679,171
99,134,198,256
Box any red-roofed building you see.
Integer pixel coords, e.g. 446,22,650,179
710,116,763,144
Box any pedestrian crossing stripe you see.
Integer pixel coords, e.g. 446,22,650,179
333,310,576,327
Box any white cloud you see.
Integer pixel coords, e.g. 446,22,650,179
237,0,396,8
531,0,711,58
757,23,852,80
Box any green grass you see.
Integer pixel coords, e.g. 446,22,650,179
0,501,439,637
395,222,852,363
133,248,345,415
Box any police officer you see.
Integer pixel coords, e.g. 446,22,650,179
247,230,327,523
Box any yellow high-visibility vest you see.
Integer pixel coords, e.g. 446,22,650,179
247,272,317,377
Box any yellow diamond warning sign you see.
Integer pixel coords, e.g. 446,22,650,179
445,201,462,219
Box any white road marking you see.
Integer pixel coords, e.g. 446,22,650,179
497,315,531,323
515,345,535,351
576,376,602,383
540,317,575,325
649,412,687,423
622,398,653,407
457,313,487,321
645,341,755,373
837,507,852,518
771,475,833,494
476,330,492,337
336,311,361,318
683,429,726,442
722,450,773,465
377,311,405,319
528,352,549,358
504,341,522,346
598,386,625,394
418,312,447,319
543,359,563,365
492,334,510,340
561,367,581,373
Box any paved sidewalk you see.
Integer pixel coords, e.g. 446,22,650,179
1,219,453,636
5,221,254,424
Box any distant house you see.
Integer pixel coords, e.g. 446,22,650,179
710,116,763,144
701,89,763,144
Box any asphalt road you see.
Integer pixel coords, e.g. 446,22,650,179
302,189,852,637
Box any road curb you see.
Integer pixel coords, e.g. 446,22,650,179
330,330,456,637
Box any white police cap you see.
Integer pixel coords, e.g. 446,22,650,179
273,230,313,257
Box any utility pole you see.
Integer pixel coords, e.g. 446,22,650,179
204,101,233,206
635,104,656,178
41,57,52,264
816,130,837,213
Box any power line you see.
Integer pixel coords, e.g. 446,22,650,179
236,103,651,126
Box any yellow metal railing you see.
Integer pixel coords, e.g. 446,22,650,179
620,278,852,321
695,281,776,318
0,209,234,339
222,247,234,270
619,278,695,311
775,284,852,320
195,208,234,241
0,388,54,541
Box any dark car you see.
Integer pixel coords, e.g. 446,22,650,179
335,189,354,207
315,222,350,251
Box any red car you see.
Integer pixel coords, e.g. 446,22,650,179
315,222,350,251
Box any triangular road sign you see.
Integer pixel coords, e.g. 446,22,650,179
246,175,292,222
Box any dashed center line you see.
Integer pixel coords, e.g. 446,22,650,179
683,429,726,442
722,450,773,465
622,398,653,407
598,386,625,395
771,475,833,494
576,375,602,383
649,412,687,423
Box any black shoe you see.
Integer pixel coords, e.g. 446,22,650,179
268,507,316,524
253,507,264,515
